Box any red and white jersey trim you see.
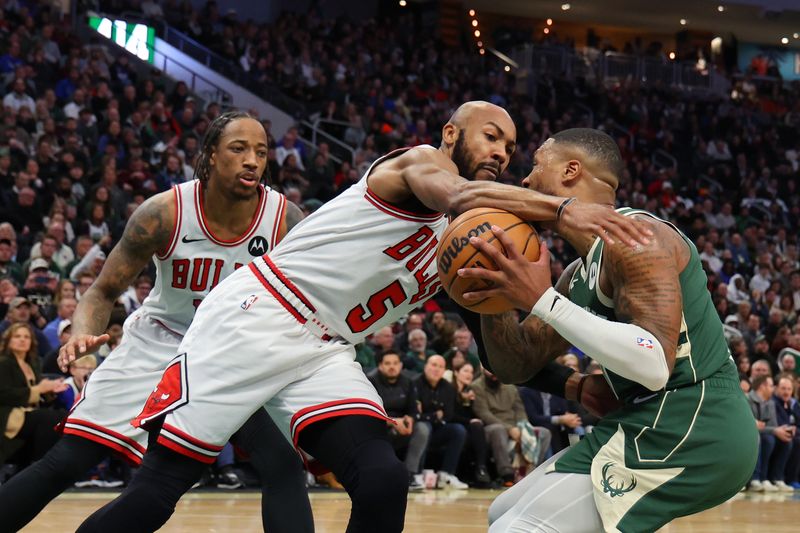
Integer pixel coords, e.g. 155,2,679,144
289,398,389,446
156,185,183,260
270,193,287,249
157,423,223,464
62,418,146,465
364,187,445,223
249,256,333,340
194,181,269,247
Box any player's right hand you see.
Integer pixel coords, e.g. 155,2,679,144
560,201,653,247
58,333,110,372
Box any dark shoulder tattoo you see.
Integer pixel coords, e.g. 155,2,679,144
119,194,175,257
284,201,305,232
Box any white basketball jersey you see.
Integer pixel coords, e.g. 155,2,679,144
143,180,287,334
269,146,448,344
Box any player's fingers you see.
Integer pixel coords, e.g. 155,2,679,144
607,217,643,247
468,235,506,265
457,266,503,284
92,333,111,348
533,240,549,265
462,287,503,301
491,225,521,260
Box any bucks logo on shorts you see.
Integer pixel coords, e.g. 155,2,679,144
600,462,637,498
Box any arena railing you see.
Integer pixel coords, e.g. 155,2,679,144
299,119,357,166
652,149,678,172
105,9,308,120
512,44,728,95
160,25,308,120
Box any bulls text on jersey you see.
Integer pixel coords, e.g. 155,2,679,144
345,225,440,333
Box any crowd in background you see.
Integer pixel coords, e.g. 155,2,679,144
1,0,799,493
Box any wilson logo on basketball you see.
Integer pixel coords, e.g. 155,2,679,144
437,222,492,275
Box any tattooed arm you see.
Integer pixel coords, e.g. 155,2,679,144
59,193,174,368
601,216,687,376
480,259,580,383
463,217,686,391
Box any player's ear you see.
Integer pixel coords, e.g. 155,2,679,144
562,159,581,185
441,123,458,148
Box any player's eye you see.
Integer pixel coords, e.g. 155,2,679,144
485,133,496,142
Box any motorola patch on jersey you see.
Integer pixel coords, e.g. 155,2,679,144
248,236,269,256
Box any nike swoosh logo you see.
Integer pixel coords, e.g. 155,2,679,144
182,236,206,244
632,393,658,404
550,295,561,312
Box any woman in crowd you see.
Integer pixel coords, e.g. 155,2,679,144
450,362,491,486
0,323,68,467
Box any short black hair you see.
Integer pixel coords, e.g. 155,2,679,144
551,128,624,179
375,350,401,365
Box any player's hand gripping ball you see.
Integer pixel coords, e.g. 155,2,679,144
436,207,539,314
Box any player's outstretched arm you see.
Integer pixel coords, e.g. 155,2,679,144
370,147,651,247
60,193,175,370
478,259,578,384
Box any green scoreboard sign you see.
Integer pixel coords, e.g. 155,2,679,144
89,16,155,64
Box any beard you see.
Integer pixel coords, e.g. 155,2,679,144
452,130,502,181
451,131,477,180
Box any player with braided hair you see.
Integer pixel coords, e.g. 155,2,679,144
0,111,314,533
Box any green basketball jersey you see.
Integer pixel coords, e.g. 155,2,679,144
568,208,732,401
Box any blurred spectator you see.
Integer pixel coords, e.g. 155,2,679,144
412,355,467,489
54,353,96,410
402,328,436,374
773,374,800,490
367,351,427,491
472,369,535,486
120,274,152,315
42,318,72,375
748,375,790,491
519,386,582,455
22,237,64,279
42,296,76,350
0,297,50,358
0,238,23,284
392,312,426,355
450,362,491,486
0,322,67,467
443,327,481,373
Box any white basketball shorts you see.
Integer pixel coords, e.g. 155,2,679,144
62,308,184,464
131,257,388,463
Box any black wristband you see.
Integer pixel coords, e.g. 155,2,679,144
519,362,575,398
556,197,576,221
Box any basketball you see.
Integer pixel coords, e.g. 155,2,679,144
436,207,540,314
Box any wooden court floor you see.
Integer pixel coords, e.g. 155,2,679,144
21,488,800,532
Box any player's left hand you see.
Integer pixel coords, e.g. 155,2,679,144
577,374,622,418
458,226,551,310
560,200,652,247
